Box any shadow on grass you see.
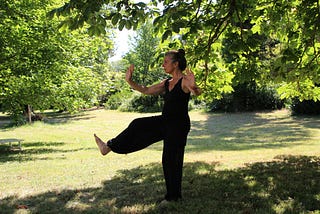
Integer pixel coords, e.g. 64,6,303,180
0,141,90,163
0,155,319,213
0,114,16,129
0,111,96,129
187,112,320,152
43,111,96,125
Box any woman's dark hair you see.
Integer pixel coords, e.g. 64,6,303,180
165,49,187,71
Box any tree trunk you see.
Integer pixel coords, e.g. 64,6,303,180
27,105,32,124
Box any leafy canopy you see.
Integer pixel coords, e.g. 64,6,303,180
50,0,320,101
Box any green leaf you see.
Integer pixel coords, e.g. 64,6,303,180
111,13,122,26
125,20,132,30
172,23,180,33
135,2,146,7
153,16,162,26
97,25,106,34
118,19,126,31
87,26,95,36
162,29,172,42
251,24,260,34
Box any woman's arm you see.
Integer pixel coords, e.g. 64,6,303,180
126,64,165,95
182,68,202,96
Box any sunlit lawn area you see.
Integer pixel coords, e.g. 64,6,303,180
0,109,319,213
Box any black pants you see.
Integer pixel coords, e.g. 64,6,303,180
107,115,189,201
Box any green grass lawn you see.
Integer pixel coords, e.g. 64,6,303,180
0,109,319,213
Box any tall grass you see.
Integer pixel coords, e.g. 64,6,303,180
0,109,319,213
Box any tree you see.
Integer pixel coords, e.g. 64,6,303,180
50,0,320,102
124,21,166,85
104,22,167,112
0,0,114,123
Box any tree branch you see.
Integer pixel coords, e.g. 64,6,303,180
202,0,235,88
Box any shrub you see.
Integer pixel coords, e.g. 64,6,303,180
291,99,320,115
208,82,284,112
104,90,132,110
119,93,163,113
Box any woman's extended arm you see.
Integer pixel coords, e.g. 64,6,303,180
126,64,165,95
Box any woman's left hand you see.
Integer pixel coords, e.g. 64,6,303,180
185,68,196,83
184,68,202,96
126,64,134,83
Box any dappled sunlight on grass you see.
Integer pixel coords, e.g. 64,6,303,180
0,109,319,213
0,155,319,213
188,110,319,152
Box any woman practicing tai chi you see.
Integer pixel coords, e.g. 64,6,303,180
94,49,201,203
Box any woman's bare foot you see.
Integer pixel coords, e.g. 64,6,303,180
94,134,111,156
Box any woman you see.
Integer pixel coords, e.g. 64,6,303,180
94,49,201,203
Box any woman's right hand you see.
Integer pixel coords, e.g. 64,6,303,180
126,64,134,83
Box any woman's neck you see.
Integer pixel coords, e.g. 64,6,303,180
171,70,183,80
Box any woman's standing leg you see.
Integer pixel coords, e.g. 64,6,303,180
162,143,185,201
161,118,189,201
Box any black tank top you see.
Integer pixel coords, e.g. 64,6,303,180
162,77,190,120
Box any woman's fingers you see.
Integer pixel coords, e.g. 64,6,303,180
185,68,195,80
126,64,134,81
129,64,134,72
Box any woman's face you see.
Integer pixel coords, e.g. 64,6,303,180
162,55,177,74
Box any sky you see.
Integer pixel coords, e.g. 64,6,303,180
109,0,148,62
109,29,133,62
109,0,150,62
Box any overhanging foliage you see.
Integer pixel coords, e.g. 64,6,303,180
50,0,320,101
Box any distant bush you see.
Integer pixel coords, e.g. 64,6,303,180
104,90,132,110
291,99,320,115
119,93,163,113
104,90,163,113
208,82,284,112
98,72,126,106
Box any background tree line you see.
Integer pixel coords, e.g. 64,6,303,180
1,0,319,124
0,0,117,124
